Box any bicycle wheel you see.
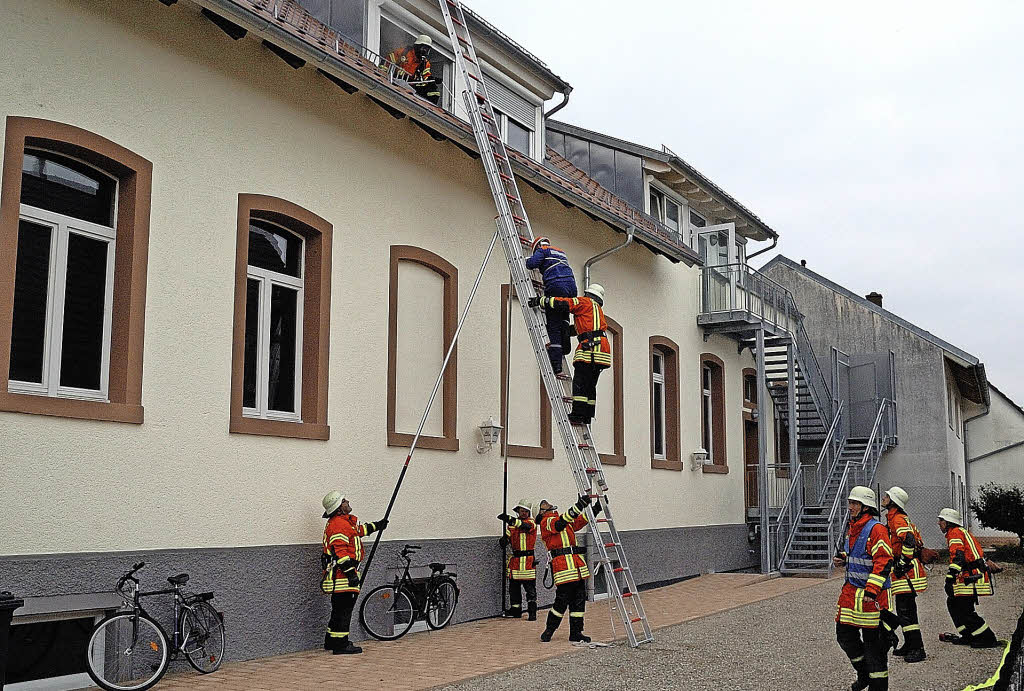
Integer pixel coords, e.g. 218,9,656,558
359,585,416,641
182,600,226,673
425,577,459,630
85,612,169,691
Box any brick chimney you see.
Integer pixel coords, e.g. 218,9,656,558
866,292,883,307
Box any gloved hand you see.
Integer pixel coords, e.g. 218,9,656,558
575,493,592,511
527,296,541,308
348,571,361,586
944,574,955,596
375,518,389,531
498,513,516,526
592,500,603,516
499,536,510,548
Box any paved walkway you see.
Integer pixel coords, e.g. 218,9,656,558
151,573,824,691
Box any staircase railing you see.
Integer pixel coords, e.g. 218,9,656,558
825,398,895,574
772,400,845,570
794,317,833,425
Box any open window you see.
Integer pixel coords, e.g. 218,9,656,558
379,16,452,109
648,184,684,244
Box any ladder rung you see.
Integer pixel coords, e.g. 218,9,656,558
585,468,600,474
631,617,643,623
511,214,526,225
518,234,531,244
604,542,619,548
621,591,633,598
499,173,514,184
475,91,487,101
613,567,628,572
577,443,592,449
505,193,520,204
451,15,465,26
481,111,495,123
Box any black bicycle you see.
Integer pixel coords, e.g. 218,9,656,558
85,562,226,691
359,544,459,641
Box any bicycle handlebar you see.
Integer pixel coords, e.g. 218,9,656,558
402,544,421,551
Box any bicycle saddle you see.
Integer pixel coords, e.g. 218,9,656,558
429,562,446,572
167,573,190,585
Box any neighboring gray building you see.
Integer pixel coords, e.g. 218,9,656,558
967,383,1024,538
762,255,990,545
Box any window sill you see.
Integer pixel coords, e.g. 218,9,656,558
0,391,143,423
651,458,682,471
505,443,554,461
231,415,329,440
701,463,729,474
387,431,458,452
600,453,626,467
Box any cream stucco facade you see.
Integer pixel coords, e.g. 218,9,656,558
0,0,773,565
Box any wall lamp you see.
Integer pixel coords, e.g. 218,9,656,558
477,416,503,454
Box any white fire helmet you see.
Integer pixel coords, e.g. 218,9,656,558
584,283,605,303
847,485,878,511
322,490,345,518
885,486,909,512
414,34,432,47
938,508,963,526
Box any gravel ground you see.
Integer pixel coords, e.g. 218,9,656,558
439,566,1024,691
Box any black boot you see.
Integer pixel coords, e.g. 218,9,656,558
568,616,591,643
502,607,522,618
527,601,537,621
332,639,363,655
540,611,560,642
970,629,999,648
850,660,869,691
903,648,927,663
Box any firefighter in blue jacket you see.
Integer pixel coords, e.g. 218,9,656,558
525,237,577,374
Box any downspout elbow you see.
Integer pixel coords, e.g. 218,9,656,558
746,235,778,262
583,225,634,289
543,87,572,120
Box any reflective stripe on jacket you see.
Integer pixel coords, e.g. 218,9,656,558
836,513,893,628
321,514,379,594
946,526,993,597
506,517,537,580
886,508,928,594
540,296,611,368
539,507,590,585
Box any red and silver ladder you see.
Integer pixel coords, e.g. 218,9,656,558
438,0,653,648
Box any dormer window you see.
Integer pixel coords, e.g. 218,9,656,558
648,185,684,244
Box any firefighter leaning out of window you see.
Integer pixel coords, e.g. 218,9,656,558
384,34,441,105
498,500,538,621
528,282,610,426
833,486,893,691
320,491,388,655
537,494,602,643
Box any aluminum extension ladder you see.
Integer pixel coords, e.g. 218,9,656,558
437,0,653,648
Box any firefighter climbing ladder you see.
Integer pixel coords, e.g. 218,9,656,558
438,0,653,648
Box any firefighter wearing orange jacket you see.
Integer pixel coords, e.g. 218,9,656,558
537,495,602,643
528,283,610,425
384,35,440,104
882,487,928,663
833,486,893,691
499,500,538,620
938,508,999,648
321,491,388,655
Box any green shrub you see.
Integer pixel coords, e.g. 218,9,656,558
970,483,1024,550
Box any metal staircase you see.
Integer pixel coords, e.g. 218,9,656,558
437,0,652,647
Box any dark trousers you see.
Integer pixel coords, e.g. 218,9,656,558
325,592,357,650
571,362,604,422
544,580,587,635
947,594,995,642
508,578,537,611
894,593,924,650
837,623,888,691
542,283,575,372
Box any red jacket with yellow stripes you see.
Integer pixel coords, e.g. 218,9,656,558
505,517,537,580
539,295,611,368
885,507,928,594
321,514,381,594
835,512,892,627
539,507,590,585
945,526,993,597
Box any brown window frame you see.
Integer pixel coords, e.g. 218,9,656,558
230,194,332,440
386,245,458,451
0,117,152,424
650,336,681,471
599,316,626,466
499,284,552,460
700,352,728,474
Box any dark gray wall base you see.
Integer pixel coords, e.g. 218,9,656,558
0,523,754,662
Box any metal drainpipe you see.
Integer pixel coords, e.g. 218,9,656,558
583,225,634,290
962,408,990,529
543,87,572,119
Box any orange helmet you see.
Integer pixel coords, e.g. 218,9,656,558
531,236,550,252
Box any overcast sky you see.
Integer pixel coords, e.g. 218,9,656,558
468,0,1024,403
